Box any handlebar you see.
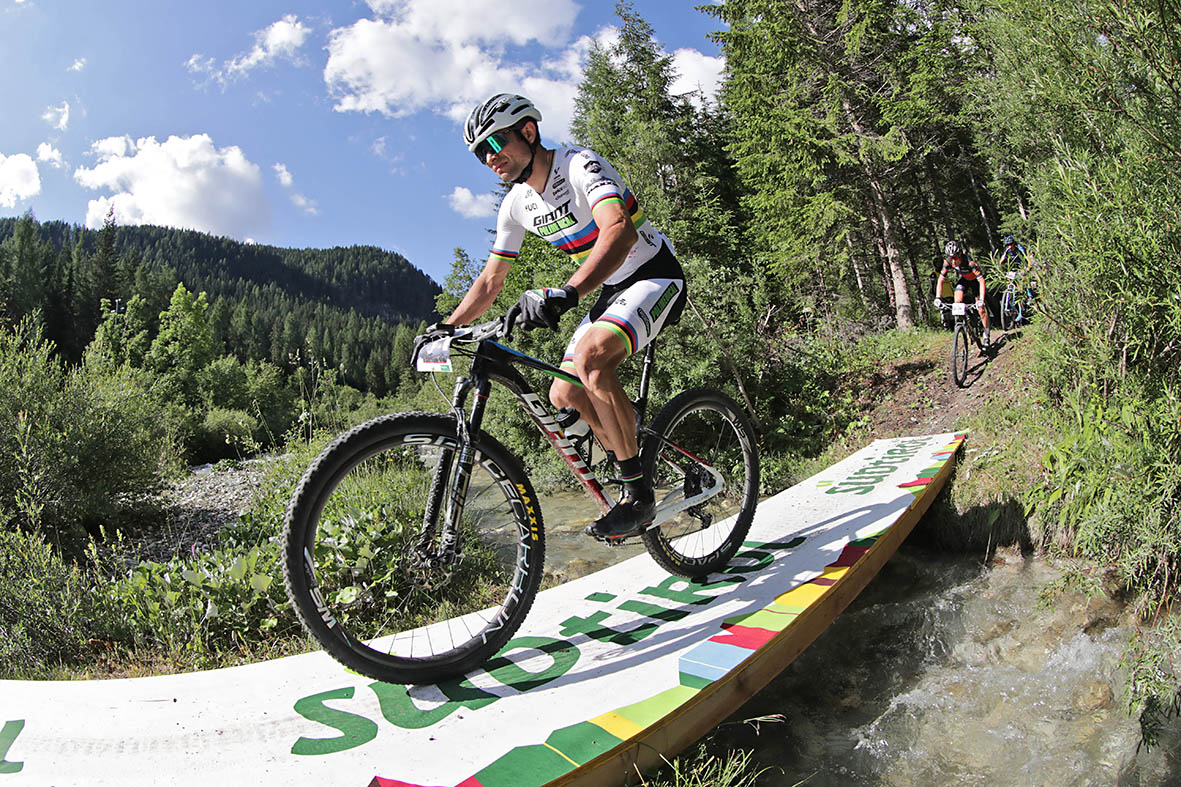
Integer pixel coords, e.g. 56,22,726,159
419,317,508,345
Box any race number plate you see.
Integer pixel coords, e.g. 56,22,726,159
1006,271,1019,280
951,302,967,316
416,337,454,372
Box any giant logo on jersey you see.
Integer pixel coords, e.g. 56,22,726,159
534,200,576,235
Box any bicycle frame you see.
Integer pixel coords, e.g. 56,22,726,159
418,325,726,553
458,338,617,513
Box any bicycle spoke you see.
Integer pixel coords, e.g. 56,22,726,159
641,390,758,578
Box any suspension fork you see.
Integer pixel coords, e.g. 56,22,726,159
417,372,491,562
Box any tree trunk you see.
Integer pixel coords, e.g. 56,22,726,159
863,169,914,327
964,153,995,253
838,95,914,328
1014,187,1028,222
845,233,872,310
910,168,944,268
868,214,895,310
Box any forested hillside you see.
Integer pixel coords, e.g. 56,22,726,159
0,216,441,393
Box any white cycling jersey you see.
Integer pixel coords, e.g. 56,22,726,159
490,145,671,286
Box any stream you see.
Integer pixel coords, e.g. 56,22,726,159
535,490,1181,785
702,545,1181,785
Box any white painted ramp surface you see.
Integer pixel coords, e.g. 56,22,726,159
0,432,964,787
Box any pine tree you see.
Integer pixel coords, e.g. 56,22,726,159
145,283,215,406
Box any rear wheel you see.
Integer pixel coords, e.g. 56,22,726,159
282,412,544,685
640,388,760,578
952,322,970,387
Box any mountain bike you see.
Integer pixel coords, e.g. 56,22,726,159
281,317,759,685
938,300,989,387
999,270,1025,331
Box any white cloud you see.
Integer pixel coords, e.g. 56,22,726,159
289,192,319,215
69,57,86,72
273,162,295,187
368,0,578,48
188,14,312,86
42,100,70,131
670,48,725,108
448,186,497,219
36,142,63,168
92,135,132,158
73,134,269,238
272,162,319,215
0,153,41,208
324,6,720,148
228,14,312,76
185,53,216,78
324,0,582,139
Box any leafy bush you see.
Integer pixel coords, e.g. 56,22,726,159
0,526,120,677
976,0,1181,739
87,448,318,669
198,354,251,411
192,408,259,464
0,319,176,540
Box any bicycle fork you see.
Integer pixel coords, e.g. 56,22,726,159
416,375,490,568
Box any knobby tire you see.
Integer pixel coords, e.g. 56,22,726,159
952,322,970,387
282,412,544,685
640,388,760,578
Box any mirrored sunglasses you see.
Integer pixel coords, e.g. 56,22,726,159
473,131,511,162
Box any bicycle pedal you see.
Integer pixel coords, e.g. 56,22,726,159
591,531,637,546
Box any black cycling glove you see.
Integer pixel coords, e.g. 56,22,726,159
506,285,579,332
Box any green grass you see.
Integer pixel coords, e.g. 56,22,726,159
641,747,771,787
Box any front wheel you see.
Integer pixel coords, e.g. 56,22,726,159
640,388,760,578
1000,290,1016,332
282,412,544,685
951,322,970,387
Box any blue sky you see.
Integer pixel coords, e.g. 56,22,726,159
0,0,724,285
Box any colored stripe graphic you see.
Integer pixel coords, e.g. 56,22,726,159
591,193,624,212
596,314,638,355
708,624,778,650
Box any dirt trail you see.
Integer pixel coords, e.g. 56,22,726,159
848,325,1028,440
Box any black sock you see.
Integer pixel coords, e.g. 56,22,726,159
617,456,653,503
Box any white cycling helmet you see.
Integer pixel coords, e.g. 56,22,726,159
463,93,543,153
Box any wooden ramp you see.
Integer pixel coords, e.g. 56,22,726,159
0,432,964,787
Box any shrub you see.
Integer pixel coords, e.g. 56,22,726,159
0,526,118,677
198,355,251,412
191,408,259,464
0,320,176,540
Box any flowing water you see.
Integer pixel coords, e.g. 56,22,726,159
537,488,650,582
533,485,1181,784
698,546,1181,785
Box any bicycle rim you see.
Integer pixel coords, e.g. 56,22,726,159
641,389,759,578
952,324,969,387
282,413,543,684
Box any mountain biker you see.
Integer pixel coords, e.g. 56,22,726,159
1001,232,1046,301
1000,233,1027,268
444,93,687,542
934,239,990,347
